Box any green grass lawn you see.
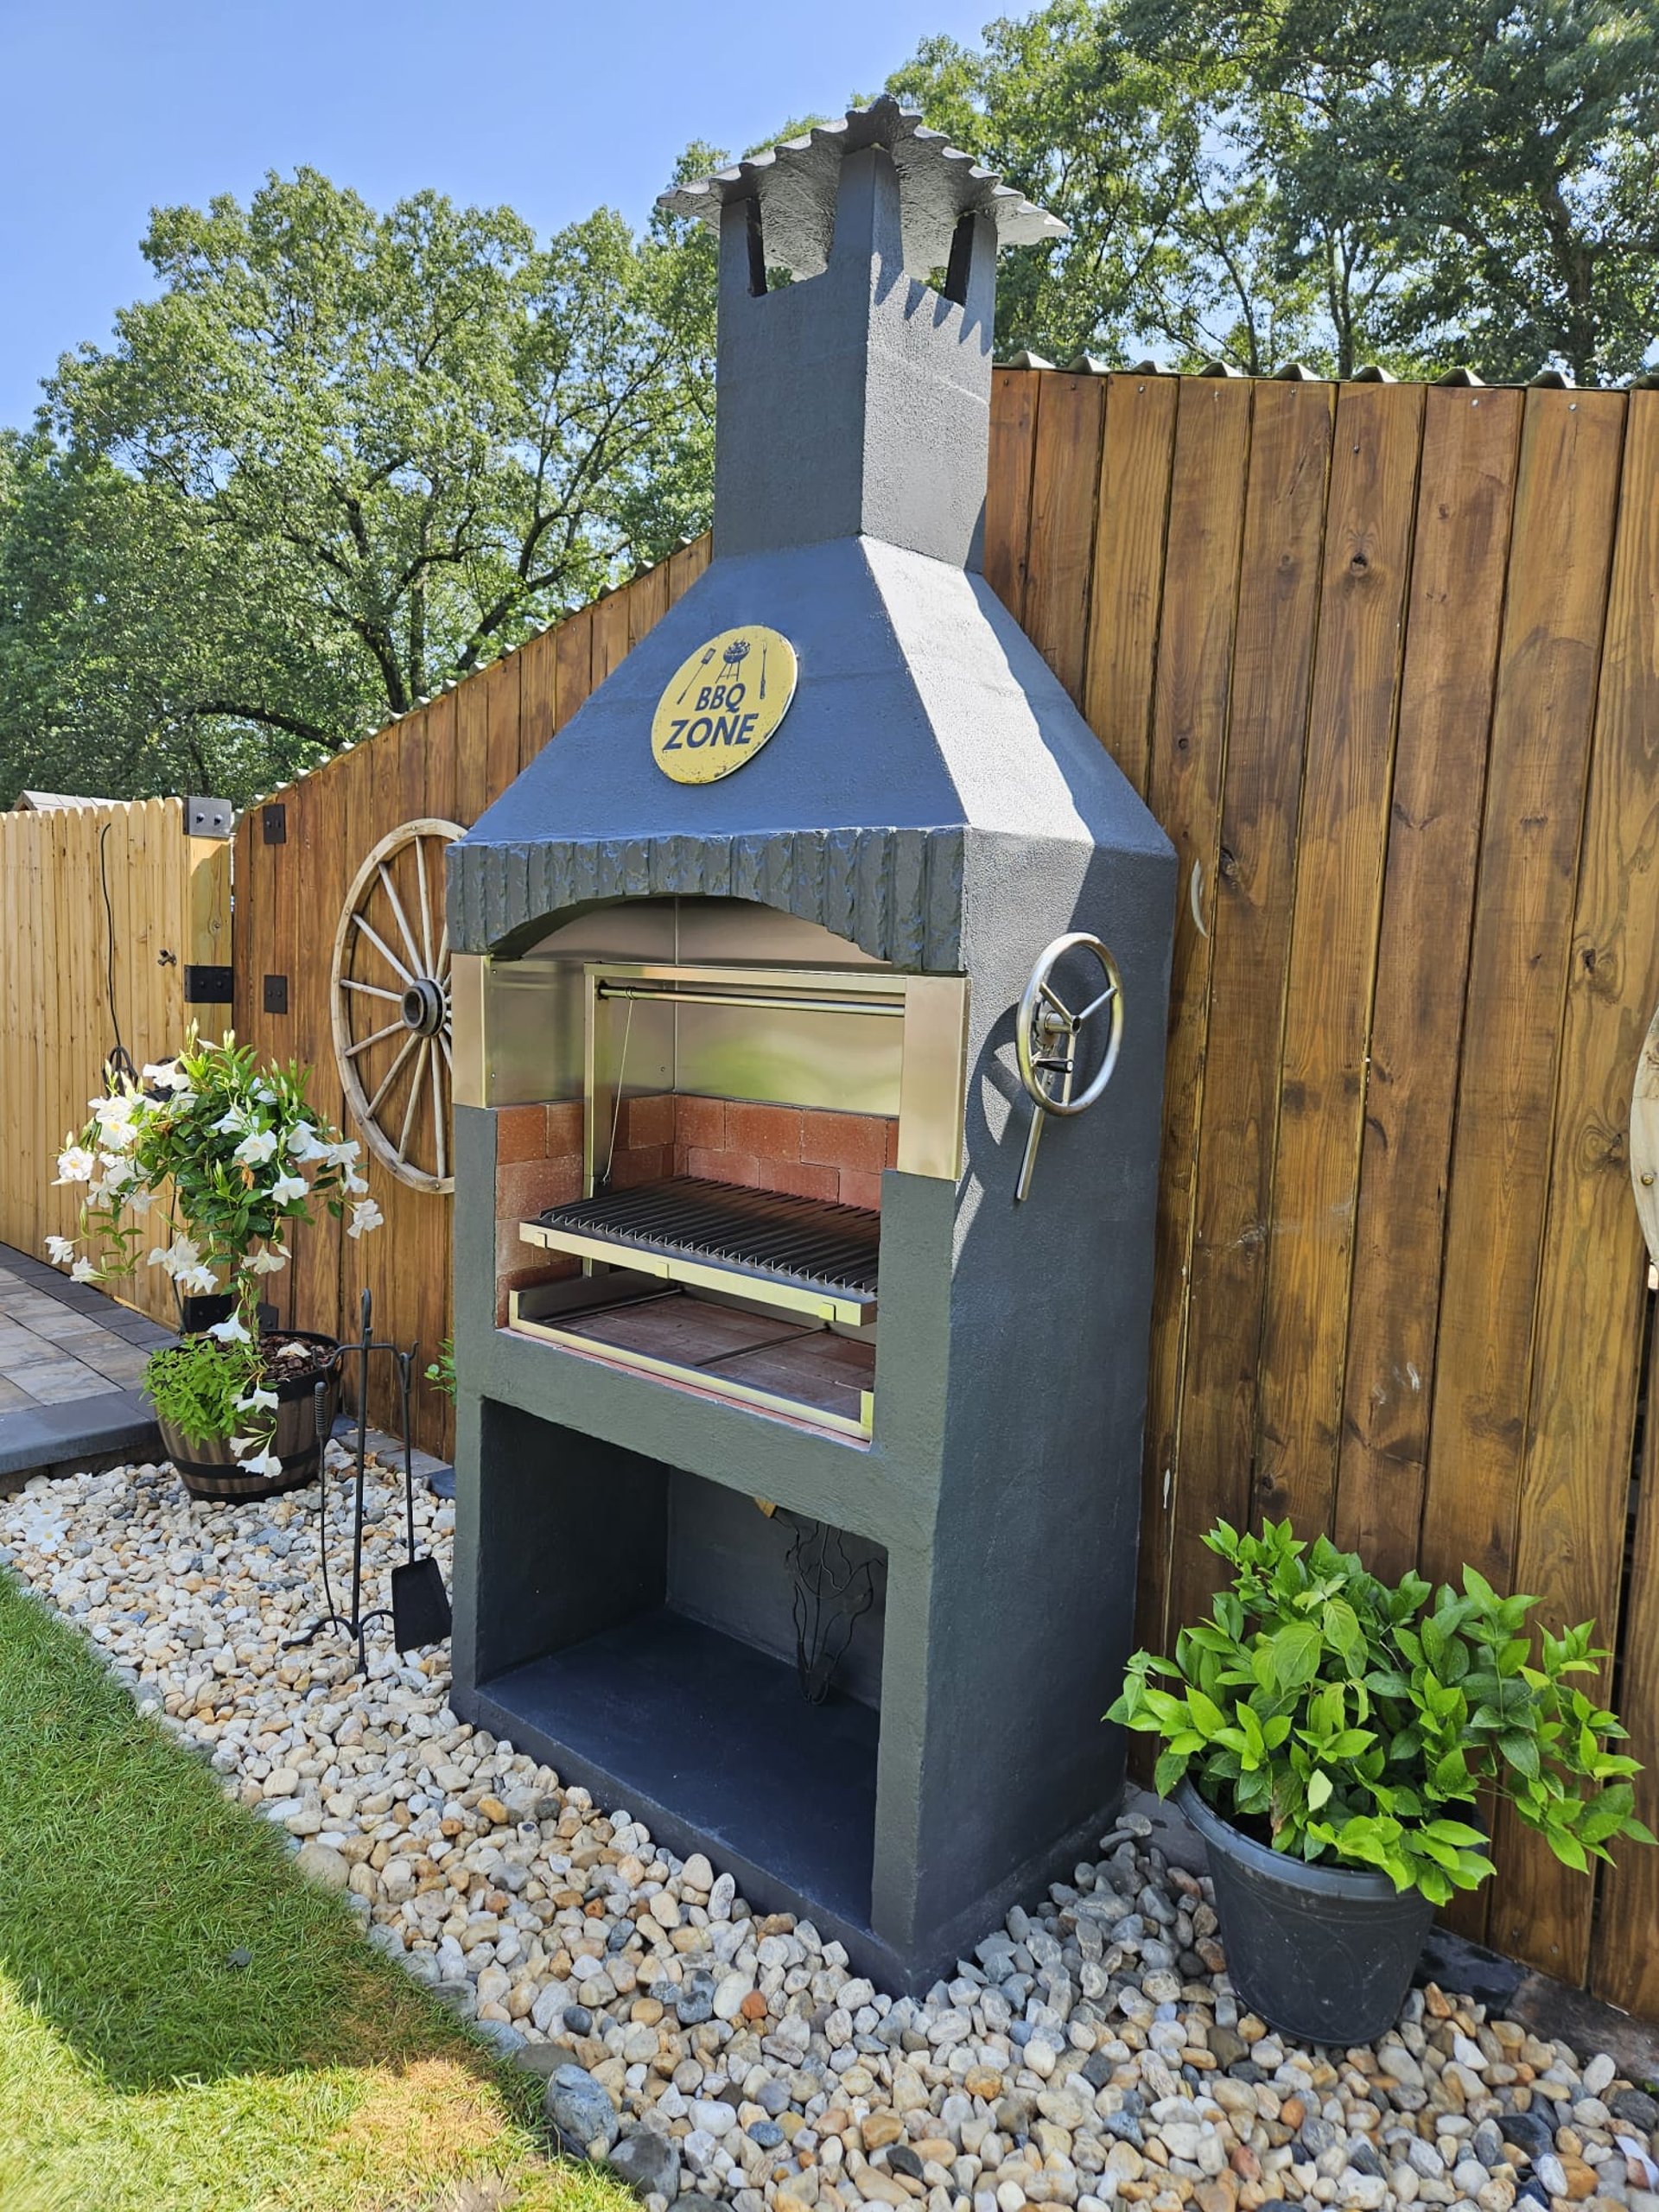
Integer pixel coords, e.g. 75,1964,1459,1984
0,1569,636,2212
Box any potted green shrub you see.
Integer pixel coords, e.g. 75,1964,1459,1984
48,1030,384,1501
1109,1519,1653,2044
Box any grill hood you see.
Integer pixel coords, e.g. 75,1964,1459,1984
450,100,1167,972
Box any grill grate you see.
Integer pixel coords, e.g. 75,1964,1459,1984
538,1176,879,1301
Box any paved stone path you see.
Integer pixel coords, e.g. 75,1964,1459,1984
0,1244,172,1407
0,1243,171,1483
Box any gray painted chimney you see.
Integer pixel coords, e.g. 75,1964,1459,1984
661,99,1065,569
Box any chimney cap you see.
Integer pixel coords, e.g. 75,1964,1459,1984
658,95,1066,280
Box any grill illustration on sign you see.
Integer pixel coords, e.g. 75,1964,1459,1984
651,625,797,783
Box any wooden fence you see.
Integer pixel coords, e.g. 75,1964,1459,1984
229,368,1659,2015
0,798,232,1325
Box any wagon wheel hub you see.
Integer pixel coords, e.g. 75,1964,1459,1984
330,817,466,1195
401,977,447,1037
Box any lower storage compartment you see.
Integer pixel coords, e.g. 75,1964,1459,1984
507,1273,875,1438
467,1413,887,1935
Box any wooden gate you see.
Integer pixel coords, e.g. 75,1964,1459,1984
232,370,1659,2015
0,798,232,1325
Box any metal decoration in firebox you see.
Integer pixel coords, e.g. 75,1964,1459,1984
781,1511,878,1705
331,818,466,1192
652,625,797,783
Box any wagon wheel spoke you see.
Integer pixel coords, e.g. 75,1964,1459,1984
429,1035,448,1183
344,1017,405,1059
341,977,404,1004
378,861,423,976
352,911,415,987
414,838,435,975
365,1031,420,1119
397,1037,428,1161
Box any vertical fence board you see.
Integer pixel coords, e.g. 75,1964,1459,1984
1137,378,1255,1649
1597,1306,1659,2012
1420,393,1627,1607
1335,387,1523,1577
1081,375,1180,800
1156,379,1335,1648
518,632,558,771
1254,381,1426,1535
555,607,595,734
984,368,1039,622
484,657,522,805
1494,391,1659,1985
1022,373,1104,703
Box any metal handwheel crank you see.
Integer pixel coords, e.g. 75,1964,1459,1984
1014,932,1125,1201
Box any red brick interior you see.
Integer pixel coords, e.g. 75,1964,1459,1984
494,1094,897,1323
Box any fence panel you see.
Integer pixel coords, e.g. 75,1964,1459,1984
0,798,230,1323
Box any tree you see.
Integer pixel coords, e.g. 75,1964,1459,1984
1,167,715,804
1146,0,1659,386
897,0,1659,385
887,0,1417,374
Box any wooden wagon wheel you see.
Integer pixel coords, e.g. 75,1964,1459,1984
331,819,465,1194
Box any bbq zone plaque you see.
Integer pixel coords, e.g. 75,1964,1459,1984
652,626,797,783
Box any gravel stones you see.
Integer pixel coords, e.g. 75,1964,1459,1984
546,2062,620,2156
5,1459,1656,2212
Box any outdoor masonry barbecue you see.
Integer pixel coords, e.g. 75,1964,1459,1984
444,100,1175,1992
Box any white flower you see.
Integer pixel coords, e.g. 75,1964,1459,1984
344,1170,369,1195
207,1313,251,1344
346,1198,384,1239
97,1154,137,1192
91,1094,140,1148
325,1138,361,1168
175,1263,218,1295
234,1386,278,1414
43,1235,74,1265
149,1235,200,1278
128,1188,154,1217
227,1433,257,1458
235,1446,283,1478
286,1122,330,1162
212,1107,249,1136
54,1146,96,1184
70,1258,99,1283
252,1084,275,1103
269,1172,308,1206
141,1059,185,1090
232,1128,278,1166
246,1243,289,1274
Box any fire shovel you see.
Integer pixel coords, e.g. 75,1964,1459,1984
389,1346,452,1651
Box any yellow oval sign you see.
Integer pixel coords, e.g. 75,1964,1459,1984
652,626,798,784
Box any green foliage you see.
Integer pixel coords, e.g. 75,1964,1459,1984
48,1030,378,1465
1107,1518,1656,1902
887,0,1659,379
0,166,716,804
140,1335,261,1449
425,1338,457,1401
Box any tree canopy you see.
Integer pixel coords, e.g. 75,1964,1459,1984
3,3,1656,804
887,0,1659,380
0,167,715,802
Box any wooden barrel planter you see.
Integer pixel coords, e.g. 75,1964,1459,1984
161,1331,340,1503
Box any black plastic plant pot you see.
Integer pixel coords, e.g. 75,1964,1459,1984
179,1291,236,1336
1177,1778,1435,2046
178,1293,282,1337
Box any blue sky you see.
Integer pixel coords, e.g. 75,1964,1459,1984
0,0,997,431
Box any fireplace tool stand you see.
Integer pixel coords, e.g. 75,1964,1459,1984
287,1287,449,1674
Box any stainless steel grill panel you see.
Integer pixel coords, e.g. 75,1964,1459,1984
537,1176,879,1303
